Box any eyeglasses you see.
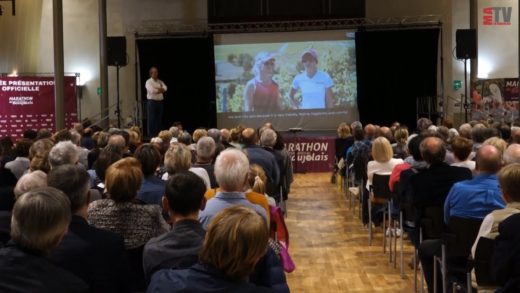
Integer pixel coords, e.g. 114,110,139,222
263,61,275,66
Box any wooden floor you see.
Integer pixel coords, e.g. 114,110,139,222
285,173,416,292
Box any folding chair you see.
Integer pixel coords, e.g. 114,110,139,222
433,217,483,293
416,206,445,293
369,173,395,254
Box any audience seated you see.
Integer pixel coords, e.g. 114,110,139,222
148,206,277,293
143,171,206,283
199,148,268,230
418,143,501,292
5,138,32,179
411,137,472,209
367,137,403,187
48,165,130,293
135,143,165,206
88,157,169,249
242,128,280,199
450,136,475,172
48,140,79,169
470,163,520,290
0,187,88,292
162,143,211,189
193,136,218,188
88,157,169,291
260,128,286,201
392,127,409,160
28,138,54,173
504,144,520,165
208,128,226,160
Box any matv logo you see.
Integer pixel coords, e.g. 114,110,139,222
483,7,512,25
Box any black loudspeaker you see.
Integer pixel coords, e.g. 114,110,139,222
107,36,127,66
456,29,477,59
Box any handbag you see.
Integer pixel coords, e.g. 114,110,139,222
269,239,296,273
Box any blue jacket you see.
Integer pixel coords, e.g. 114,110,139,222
250,248,290,293
147,263,275,293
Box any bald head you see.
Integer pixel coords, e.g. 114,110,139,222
420,137,446,165
241,128,257,145
476,145,502,174
504,144,520,165
365,124,376,140
220,128,230,143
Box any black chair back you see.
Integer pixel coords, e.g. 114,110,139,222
474,236,496,287
371,173,394,200
421,206,445,239
444,217,483,257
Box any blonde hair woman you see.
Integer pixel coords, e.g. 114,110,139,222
367,137,404,187
162,143,211,190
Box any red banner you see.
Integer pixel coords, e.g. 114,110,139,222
0,76,77,139
284,136,335,173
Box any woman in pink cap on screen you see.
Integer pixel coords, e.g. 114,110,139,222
289,48,334,109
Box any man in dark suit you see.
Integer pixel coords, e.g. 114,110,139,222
48,164,130,293
0,187,88,292
242,128,280,198
413,137,472,292
411,136,473,209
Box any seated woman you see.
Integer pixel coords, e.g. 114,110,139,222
88,157,170,290
162,143,211,190
367,137,403,188
148,206,281,292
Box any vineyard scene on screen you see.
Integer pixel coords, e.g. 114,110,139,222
214,40,357,113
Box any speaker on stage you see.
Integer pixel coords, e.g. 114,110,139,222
107,36,127,66
456,29,477,59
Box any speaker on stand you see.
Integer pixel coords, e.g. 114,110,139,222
107,36,128,128
455,29,477,123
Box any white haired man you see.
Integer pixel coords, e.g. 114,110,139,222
198,149,268,230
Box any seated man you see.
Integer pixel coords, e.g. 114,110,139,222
143,171,207,283
148,206,275,292
48,165,130,293
0,187,88,292
198,149,268,230
193,137,218,188
420,144,505,293
470,163,520,290
444,144,505,223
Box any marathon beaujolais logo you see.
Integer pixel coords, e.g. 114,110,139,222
483,6,512,26
286,142,329,163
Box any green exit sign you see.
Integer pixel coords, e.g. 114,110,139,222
97,87,102,95
453,80,462,91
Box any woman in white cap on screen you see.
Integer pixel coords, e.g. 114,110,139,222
243,52,282,112
289,48,334,109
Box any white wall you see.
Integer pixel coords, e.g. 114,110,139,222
35,0,206,125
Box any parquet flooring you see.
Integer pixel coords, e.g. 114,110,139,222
285,173,416,292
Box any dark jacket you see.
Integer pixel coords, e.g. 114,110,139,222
250,248,290,293
143,219,205,283
147,263,275,293
193,163,218,188
492,213,520,292
51,215,130,293
0,241,88,293
244,144,280,197
411,162,472,208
